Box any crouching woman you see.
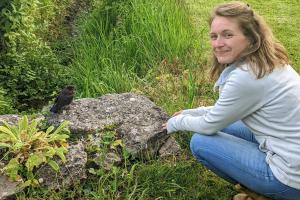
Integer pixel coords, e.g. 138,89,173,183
166,2,300,200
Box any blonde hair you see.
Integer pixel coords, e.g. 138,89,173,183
209,1,289,80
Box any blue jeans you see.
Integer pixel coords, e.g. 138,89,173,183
190,121,300,200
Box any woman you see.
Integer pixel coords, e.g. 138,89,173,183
166,2,300,200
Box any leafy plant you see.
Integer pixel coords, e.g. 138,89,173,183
0,115,70,188
84,126,139,199
86,124,129,173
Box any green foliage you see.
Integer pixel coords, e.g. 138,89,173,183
83,126,139,199
68,0,199,97
0,0,72,110
85,126,129,174
0,115,70,188
17,158,235,200
0,87,15,114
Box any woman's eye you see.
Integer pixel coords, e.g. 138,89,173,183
210,35,217,40
224,33,233,38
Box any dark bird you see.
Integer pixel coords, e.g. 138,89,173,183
50,85,75,113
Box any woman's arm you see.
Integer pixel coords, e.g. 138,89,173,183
167,69,265,134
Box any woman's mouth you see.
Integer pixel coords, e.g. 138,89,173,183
215,50,229,56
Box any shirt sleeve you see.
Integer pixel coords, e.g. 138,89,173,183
167,69,265,134
181,106,213,116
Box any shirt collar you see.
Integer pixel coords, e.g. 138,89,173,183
214,63,236,91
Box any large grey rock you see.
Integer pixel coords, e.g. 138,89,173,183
35,142,87,189
0,93,182,197
47,93,179,158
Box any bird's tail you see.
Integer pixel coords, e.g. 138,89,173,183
50,104,58,113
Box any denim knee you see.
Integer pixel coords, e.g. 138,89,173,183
190,133,199,155
190,133,206,160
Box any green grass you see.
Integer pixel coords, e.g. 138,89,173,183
12,0,300,199
67,0,200,98
16,155,235,200
133,159,235,200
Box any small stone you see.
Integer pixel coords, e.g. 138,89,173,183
0,175,22,199
103,152,122,170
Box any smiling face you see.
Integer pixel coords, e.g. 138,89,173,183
210,16,250,64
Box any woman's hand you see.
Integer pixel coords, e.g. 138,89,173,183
162,110,183,130
172,110,183,117
162,123,167,130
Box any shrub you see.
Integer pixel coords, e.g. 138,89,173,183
0,0,72,110
0,87,15,114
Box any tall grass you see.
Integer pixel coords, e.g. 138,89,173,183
68,0,198,97
124,0,195,74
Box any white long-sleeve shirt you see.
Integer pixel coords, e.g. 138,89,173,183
167,63,300,189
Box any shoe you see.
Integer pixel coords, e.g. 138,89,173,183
234,184,270,200
233,193,254,200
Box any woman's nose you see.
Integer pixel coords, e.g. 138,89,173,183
212,37,225,48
